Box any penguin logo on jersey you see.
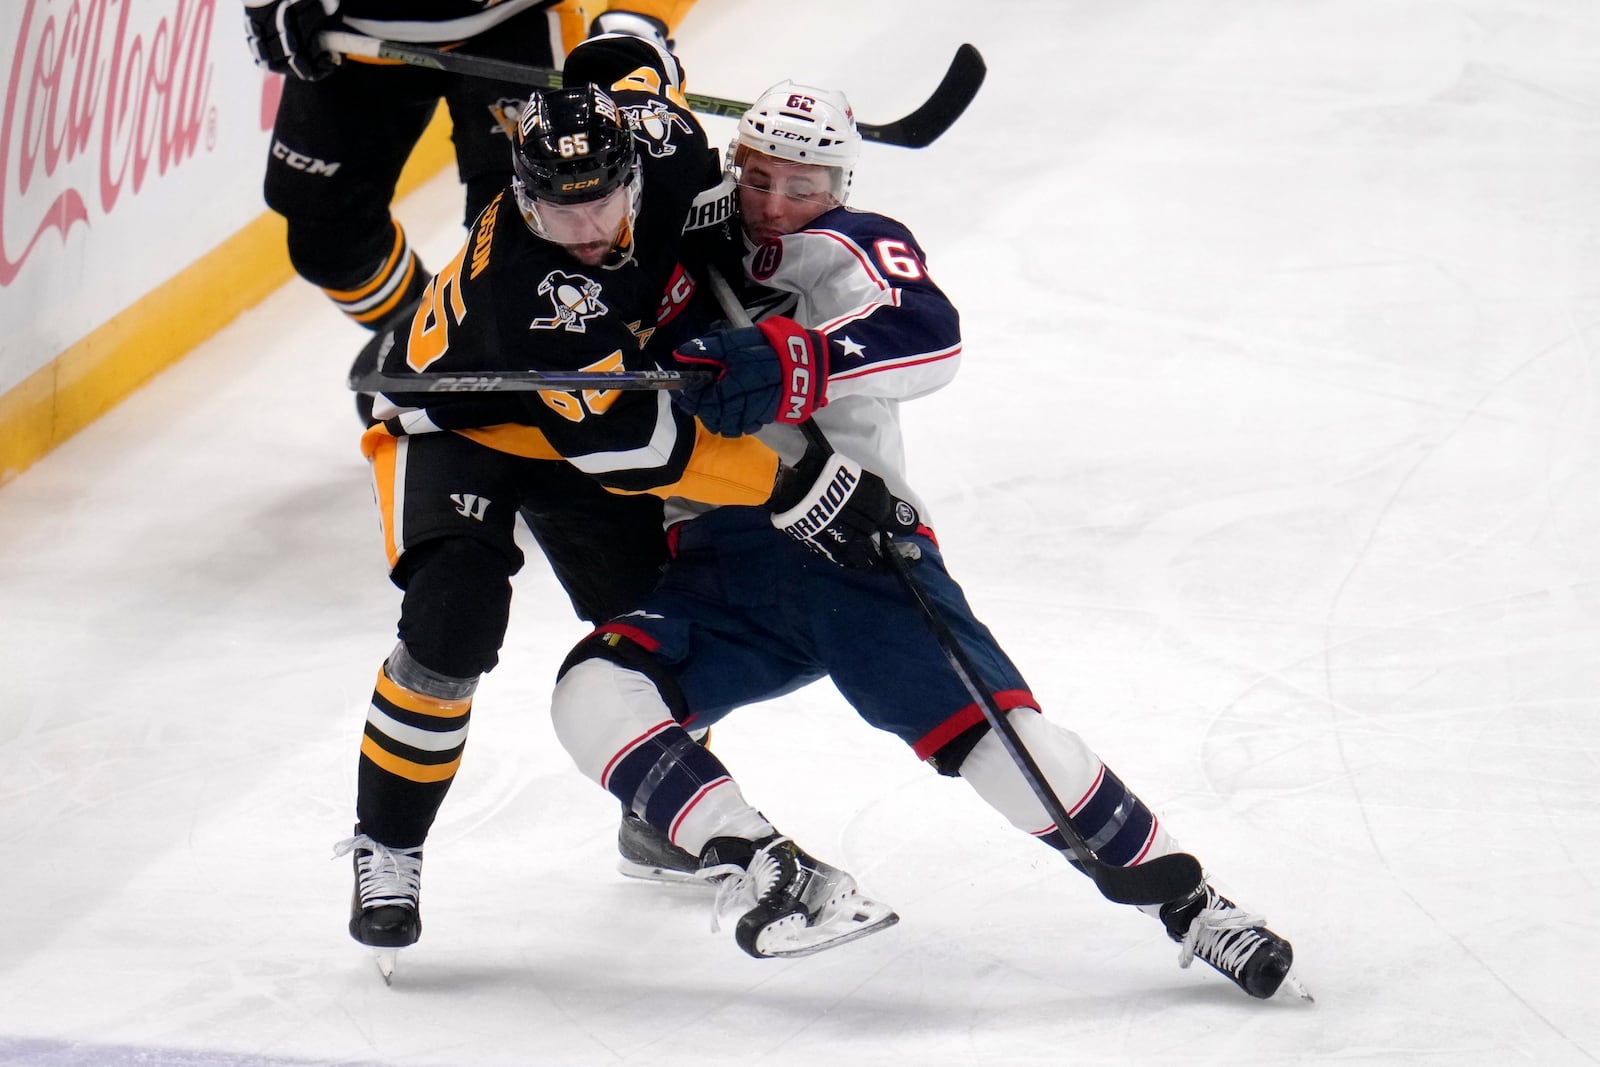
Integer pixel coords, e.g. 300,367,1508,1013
486,97,526,138
623,100,693,157
530,271,608,333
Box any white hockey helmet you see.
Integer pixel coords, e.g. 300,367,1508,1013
730,81,861,203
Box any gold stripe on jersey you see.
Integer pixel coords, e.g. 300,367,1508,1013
609,65,689,111
565,1,700,54
453,421,778,504
360,417,777,533
363,429,403,567
549,0,590,55
638,423,779,505
456,424,564,460
362,421,563,467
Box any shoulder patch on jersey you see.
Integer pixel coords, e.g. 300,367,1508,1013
531,271,608,333
623,99,693,158
486,97,524,138
750,239,783,282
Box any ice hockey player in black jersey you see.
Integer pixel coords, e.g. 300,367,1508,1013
551,80,1311,998
246,3,704,661
334,35,906,981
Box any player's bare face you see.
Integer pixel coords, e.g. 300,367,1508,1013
736,156,839,244
530,183,631,266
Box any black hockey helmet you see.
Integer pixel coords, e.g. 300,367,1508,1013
511,84,638,206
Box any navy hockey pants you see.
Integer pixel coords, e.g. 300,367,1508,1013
593,507,1037,760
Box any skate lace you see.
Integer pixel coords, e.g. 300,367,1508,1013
333,833,423,909
1178,903,1268,976
705,837,789,933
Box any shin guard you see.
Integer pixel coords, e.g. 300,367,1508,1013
552,658,772,857
959,708,1176,867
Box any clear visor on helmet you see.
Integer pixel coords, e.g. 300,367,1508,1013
725,143,845,206
514,164,642,251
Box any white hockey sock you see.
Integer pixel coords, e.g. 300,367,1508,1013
551,658,773,860
671,794,775,860
959,708,1179,862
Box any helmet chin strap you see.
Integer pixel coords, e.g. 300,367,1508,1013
599,223,635,270
598,170,642,270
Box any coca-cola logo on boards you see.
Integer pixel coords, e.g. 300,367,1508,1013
1,0,218,287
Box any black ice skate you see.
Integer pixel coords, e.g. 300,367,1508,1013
333,828,423,984
618,811,703,885
699,834,898,959
1159,883,1311,1001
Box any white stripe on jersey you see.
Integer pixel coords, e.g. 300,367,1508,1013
566,390,679,476
342,0,544,44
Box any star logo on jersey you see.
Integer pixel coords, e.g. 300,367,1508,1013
623,99,693,157
530,271,608,333
837,335,867,359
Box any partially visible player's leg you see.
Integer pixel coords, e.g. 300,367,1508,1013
517,459,668,625
550,609,897,958
345,434,525,965
263,64,439,329
827,536,1301,998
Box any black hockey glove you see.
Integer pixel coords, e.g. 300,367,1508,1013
673,317,829,437
244,0,341,81
767,448,919,569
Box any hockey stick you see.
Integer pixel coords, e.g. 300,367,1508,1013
347,321,712,394
701,265,1199,906
319,32,986,149
781,417,1202,906
877,540,1205,906
349,366,712,394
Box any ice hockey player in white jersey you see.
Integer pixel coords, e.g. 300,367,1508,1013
550,81,1308,998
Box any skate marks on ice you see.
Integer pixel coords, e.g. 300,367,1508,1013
0,1038,383,1067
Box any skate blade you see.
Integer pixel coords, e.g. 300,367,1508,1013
372,949,398,985
617,857,708,886
1277,968,1314,1003
754,896,900,959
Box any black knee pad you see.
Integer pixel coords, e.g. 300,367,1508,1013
395,538,515,678
558,631,688,721
926,720,994,777
282,209,398,289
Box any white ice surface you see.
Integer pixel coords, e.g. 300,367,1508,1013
3,1,1599,1063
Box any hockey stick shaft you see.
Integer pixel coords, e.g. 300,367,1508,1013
320,32,985,148
877,540,1205,907
349,366,711,394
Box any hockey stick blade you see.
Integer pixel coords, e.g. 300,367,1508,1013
349,367,712,394
1084,851,1204,907
858,44,986,148
320,33,983,149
